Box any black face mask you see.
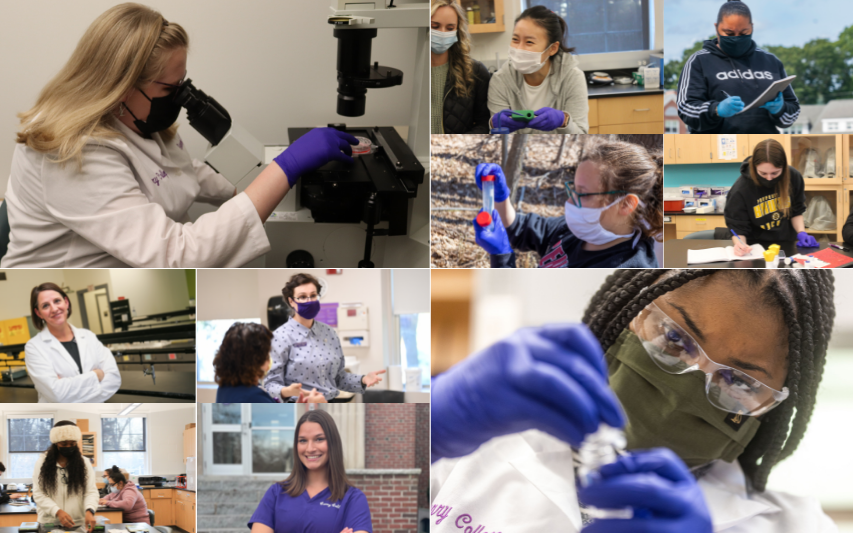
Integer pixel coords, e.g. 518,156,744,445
124,87,182,136
58,446,78,458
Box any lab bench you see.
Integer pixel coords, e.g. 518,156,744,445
664,239,853,268
0,504,121,528
588,86,663,134
0,523,159,533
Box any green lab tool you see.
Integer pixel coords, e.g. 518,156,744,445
511,110,535,122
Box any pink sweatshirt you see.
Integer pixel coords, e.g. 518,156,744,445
103,484,150,524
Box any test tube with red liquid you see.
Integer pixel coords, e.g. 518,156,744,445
477,175,495,228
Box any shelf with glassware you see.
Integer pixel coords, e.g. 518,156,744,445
460,0,505,33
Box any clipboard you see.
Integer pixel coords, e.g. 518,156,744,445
737,75,796,113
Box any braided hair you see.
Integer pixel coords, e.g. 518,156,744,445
582,269,835,492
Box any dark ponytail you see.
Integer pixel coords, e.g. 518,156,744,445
107,465,126,484
717,0,752,24
515,6,575,57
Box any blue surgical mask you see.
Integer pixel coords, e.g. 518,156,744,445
431,29,457,54
717,33,753,58
110,485,119,494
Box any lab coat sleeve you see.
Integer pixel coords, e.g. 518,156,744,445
25,343,105,403
263,336,291,400
41,145,270,267
334,338,365,395
676,52,723,133
32,455,62,518
94,342,121,402
84,463,100,514
555,67,589,134
191,158,237,206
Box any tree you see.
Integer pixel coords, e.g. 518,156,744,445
664,38,712,89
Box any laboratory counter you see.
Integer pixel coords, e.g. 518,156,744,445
0,523,155,533
138,485,194,493
587,84,664,98
664,239,853,268
0,502,121,528
0,372,195,403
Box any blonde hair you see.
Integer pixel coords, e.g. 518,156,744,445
16,3,189,167
580,139,664,242
431,0,476,99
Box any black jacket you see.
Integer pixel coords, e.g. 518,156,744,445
676,38,800,134
724,157,806,242
843,206,853,245
490,212,659,268
442,60,491,134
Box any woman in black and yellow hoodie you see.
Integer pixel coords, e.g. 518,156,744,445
724,138,816,255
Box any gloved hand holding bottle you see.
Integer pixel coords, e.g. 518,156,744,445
578,448,713,533
491,109,531,133
717,96,744,118
431,323,626,461
760,91,784,115
528,107,567,131
475,163,510,203
273,127,359,187
797,231,819,248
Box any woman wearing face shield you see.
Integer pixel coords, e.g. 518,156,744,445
431,269,837,533
472,138,662,268
213,322,327,404
676,0,801,134
724,139,816,256
487,6,588,134
33,421,101,532
2,3,357,268
430,0,491,134
24,283,121,403
263,273,386,403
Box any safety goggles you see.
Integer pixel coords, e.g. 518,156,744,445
563,181,628,208
631,302,789,416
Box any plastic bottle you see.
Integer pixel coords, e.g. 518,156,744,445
482,174,495,215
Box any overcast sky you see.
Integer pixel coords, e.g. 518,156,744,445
664,0,852,62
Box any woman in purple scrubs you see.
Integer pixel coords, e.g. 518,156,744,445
248,410,373,533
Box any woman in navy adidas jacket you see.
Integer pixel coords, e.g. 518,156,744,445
676,0,800,134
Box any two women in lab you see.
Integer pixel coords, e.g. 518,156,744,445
249,410,373,533
33,421,101,530
213,322,326,404
489,6,589,134
473,138,662,267
430,0,491,134
431,269,837,532
99,466,150,524
25,283,121,403
725,138,817,255
263,273,386,402
1,3,358,268
676,0,801,133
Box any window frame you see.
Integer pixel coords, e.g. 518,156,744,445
100,415,150,475
5,413,55,480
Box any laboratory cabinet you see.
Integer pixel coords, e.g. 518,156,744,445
590,94,662,135
142,488,196,533
460,0,505,33
183,426,196,464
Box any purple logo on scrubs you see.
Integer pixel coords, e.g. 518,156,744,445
455,514,499,533
430,505,453,525
294,342,307,348
152,169,168,186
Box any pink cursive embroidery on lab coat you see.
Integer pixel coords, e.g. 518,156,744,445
430,504,453,525
455,514,500,533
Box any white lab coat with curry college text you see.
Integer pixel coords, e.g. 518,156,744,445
1,117,270,267
32,452,100,526
430,430,838,533
25,324,121,403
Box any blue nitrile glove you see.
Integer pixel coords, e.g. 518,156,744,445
760,91,784,115
717,96,744,118
528,107,566,131
473,209,513,255
797,231,819,248
475,163,510,202
578,448,713,533
431,324,626,461
274,128,359,187
491,109,529,133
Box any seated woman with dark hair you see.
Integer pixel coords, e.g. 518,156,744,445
214,322,326,403
0,462,27,502
99,466,149,524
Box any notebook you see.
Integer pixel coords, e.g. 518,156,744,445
687,244,766,264
737,75,796,113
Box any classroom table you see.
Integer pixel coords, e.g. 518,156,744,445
0,502,122,528
0,523,153,533
663,239,853,268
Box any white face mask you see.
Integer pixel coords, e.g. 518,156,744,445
508,44,553,74
431,29,458,54
564,198,638,245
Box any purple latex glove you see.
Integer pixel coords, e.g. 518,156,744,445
760,91,784,115
473,209,513,255
475,163,510,202
578,448,713,533
491,109,529,133
797,231,819,248
274,127,358,187
528,107,566,131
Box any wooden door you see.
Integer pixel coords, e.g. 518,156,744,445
664,134,676,165
674,135,712,164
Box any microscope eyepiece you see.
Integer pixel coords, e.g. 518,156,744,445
173,79,232,145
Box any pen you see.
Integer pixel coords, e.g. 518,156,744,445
722,90,732,99
730,229,746,246
830,243,850,252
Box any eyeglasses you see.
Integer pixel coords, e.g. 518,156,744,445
631,302,789,416
293,295,320,303
153,72,187,90
564,182,628,208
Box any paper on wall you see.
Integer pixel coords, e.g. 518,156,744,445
717,134,738,160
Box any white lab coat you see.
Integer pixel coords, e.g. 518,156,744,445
25,324,121,403
430,430,838,533
32,452,100,526
1,117,270,267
